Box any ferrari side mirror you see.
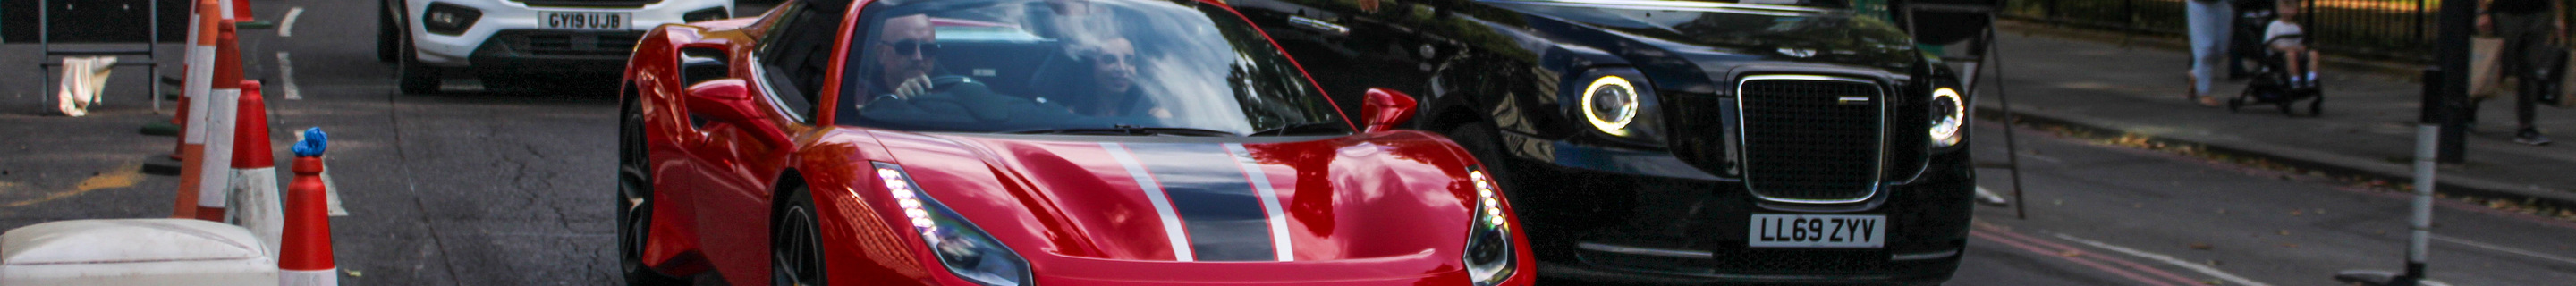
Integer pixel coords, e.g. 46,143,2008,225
1360,88,1418,133
684,79,793,149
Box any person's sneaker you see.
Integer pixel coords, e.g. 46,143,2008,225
2515,130,2553,146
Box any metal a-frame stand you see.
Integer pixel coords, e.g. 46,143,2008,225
1902,2,2030,219
36,0,167,113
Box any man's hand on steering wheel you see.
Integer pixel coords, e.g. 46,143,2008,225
892,74,936,99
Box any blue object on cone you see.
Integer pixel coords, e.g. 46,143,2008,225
292,127,326,157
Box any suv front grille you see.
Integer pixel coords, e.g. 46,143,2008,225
498,30,641,56
516,0,660,8
1737,75,1885,203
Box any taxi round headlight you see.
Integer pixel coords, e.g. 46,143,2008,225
1929,88,1966,147
1582,76,1640,136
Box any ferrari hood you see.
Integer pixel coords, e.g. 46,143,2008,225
868,130,1483,263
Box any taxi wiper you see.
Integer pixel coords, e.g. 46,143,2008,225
1246,122,1351,137
1004,125,1240,137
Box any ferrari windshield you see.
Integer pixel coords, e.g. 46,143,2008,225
837,0,1347,136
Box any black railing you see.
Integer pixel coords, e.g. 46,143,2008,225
2003,0,2473,63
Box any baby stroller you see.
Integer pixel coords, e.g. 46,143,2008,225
2231,34,2325,116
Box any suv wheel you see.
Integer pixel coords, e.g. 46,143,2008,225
397,34,440,95
377,1,398,63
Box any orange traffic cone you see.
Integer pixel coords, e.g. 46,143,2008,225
194,21,245,222
173,0,223,219
281,128,337,286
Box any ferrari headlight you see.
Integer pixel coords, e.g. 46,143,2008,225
1928,88,1966,147
876,163,1031,286
1463,170,1514,286
1582,76,1641,136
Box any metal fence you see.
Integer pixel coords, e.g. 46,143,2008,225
2004,0,2449,63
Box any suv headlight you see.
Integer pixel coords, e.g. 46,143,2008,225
1463,170,1515,286
1928,88,1966,147
1569,68,1665,146
877,163,1031,286
421,3,481,36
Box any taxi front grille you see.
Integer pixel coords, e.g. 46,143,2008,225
1737,76,1884,204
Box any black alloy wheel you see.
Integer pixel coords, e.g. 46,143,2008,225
773,185,826,286
620,98,689,286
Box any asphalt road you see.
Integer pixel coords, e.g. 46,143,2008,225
3,1,2572,285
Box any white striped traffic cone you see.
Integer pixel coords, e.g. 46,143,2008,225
282,128,337,286
230,80,284,252
195,21,245,222
173,0,223,219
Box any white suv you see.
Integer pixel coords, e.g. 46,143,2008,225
377,0,733,93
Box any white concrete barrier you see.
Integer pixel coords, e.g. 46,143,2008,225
0,219,279,286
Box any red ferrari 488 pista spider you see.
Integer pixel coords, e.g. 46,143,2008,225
614,0,1534,285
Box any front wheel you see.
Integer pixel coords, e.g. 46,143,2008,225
619,98,689,286
396,34,441,95
772,185,826,286
376,1,398,63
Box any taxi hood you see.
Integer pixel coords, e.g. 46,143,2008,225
1482,1,1925,92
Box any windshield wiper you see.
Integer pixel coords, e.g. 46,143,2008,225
1246,122,1351,137
1004,125,1240,137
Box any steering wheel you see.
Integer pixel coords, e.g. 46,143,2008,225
877,75,1018,122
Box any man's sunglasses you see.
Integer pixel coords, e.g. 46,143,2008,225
878,39,941,55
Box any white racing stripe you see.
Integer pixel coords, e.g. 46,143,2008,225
2051,233,2272,286
1104,142,1194,261
1224,143,1294,261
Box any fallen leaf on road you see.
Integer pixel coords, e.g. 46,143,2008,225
2189,243,2213,250
2058,250,2083,257
2290,209,2304,215
2278,230,2290,236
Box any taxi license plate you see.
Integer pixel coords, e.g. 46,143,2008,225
1748,214,1885,248
543,11,629,30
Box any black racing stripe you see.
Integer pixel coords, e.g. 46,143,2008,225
1128,142,1276,261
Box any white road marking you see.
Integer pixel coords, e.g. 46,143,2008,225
1973,186,2011,205
2051,233,2273,286
276,52,302,100
278,7,305,38
2435,235,2576,265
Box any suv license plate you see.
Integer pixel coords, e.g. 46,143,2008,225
1748,214,1885,248
543,11,629,30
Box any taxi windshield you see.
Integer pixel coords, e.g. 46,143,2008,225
837,0,1347,136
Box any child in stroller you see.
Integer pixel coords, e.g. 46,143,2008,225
2233,0,2326,116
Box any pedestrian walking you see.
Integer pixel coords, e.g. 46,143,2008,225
2480,0,2562,145
2188,0,2236,106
